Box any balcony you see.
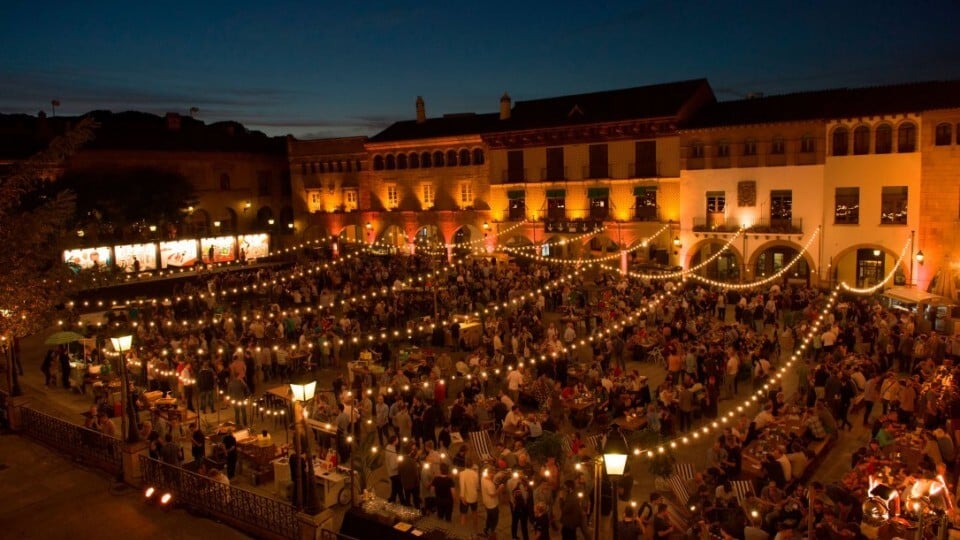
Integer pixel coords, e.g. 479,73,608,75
693,215,804,234
632,206,662,222
629,161,660,178
543,218,604,234
582,164,612,179
539,166,568,181
500,169,527,183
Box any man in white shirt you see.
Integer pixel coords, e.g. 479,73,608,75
458,462,480,528
481,470,502,535
506,367,524,402
503,405,524,436
754,403,776,430
724,349,739,398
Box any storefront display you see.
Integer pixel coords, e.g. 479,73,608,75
238,234,270,260
200,236,237,264
114,243,158,272
63,246,112,270
159,239,199,268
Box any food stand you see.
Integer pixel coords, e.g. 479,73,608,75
880,287,957,334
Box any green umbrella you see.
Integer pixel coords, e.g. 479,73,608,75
44,331,85,345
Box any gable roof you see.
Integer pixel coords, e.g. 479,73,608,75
368,113,501,143
369,79,714,143
506,78,711,129
687,79,960,129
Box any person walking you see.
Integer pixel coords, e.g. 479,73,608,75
509,475,531,540
560,480,588,540
386,435,403,504
223,428,238,479
198,361,216,414
227,375,250,426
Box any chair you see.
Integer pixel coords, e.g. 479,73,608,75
586,433,604,453
469,430,495,463
673,462,696,481
731,480,755,504
668,474,690,507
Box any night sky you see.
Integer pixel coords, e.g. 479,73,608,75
2,0,959,138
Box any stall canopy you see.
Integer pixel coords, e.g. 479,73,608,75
881,287,951,306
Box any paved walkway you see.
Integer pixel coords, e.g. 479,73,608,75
0,430,250,540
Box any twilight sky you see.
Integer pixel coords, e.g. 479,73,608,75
2,0,959,139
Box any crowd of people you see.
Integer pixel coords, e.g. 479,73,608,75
44,242,960,540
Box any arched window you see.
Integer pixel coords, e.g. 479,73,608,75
770,136,785,155
397,154,407,169
345,161,352,172
219,173,231,191
385,155,396,170
853,126,870,155
898,122,917,153
373,155,384,170
337,161,344,172
309,163,315,174
410,153,420,168
935,123,953,146
472,148,484,164
743,138,757,156
421,152,432,168
433,151,444,167
459,149,471,166
690,141,704,158
875,124,892,154
355,160,362,171
831,127,849,156
446,149,457,166
800,135,815,153
716,140,730,157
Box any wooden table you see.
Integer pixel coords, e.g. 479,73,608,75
617,414,648,432
563,397,595,429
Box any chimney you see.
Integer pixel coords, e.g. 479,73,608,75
166,112,181,131
416,96,426,124
499,92,512,120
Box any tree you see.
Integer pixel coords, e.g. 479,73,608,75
54,166,196,241
0,116,97,395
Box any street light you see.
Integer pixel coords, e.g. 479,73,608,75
110,335,140,443
289,380,317,512
603,426,628,540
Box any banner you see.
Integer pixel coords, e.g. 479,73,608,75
200,236,237,264
63,247,112,270
238,234,270,260
159,240,199,269
114,243,158,272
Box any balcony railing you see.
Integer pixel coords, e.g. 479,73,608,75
19,406,122,476
539,166,568,181
693,215,804,234
544,219,604,234
582,164,613,179
632,207,662,222
501,169,527,183
139,455,301,540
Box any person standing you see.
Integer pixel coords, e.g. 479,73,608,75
458,462,480,529
431,463,455,522
198,361,216,414
191,422,206,463
59,346,71,390
41,349,55,387
481,469,503,536
227,375,249,426
560,480,587,540
223,429,238,479
509,475,531,540
532,502,551,540
386,435,403,504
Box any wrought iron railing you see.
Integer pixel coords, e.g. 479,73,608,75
138,455,300,540
18,406,122,476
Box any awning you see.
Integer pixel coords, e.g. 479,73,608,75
633,186,657,196
587,187,609,198
507,190,525,199
881,287,951,306
545,189,566,198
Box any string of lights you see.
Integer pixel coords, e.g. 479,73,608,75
840,235,912,295
683,226,821,290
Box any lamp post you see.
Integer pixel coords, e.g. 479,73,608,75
910,229,916,287
289,380,317,512
603,426,628,540
110,335,139,444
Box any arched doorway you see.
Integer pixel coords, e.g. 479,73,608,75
688,240,741,281
186,209,210,237
257,206,274,230
751,243,811,284
377,225,406,252
224,208,238,233
339,224,364,243
587,235,619,256
415,225,443,256
833,246,906,289
541,235,573,259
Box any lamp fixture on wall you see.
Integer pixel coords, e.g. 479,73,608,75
916,250,924,265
